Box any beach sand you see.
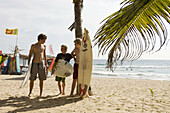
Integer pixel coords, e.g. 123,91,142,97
0,75,170,113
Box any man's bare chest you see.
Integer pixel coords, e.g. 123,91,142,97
34,45,44,53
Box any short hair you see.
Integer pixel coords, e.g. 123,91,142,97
74,38,82,45
61,45,68,51
38,33,47,41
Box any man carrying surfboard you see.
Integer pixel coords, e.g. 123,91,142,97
28,33,48,97
52,45,72,95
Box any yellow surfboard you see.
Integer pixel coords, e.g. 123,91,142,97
78,28,93,98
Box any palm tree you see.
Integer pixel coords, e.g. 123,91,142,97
94,0,170,70
69,0,83,39
68,0,83,94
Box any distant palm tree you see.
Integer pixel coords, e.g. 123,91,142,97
94,0,170,70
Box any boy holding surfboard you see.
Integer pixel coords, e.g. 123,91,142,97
28,33,48,97
52,45,72,95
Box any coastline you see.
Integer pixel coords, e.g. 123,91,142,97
0,75,170,113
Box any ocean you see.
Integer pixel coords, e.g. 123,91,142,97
91,59,170,81
4,59,170,81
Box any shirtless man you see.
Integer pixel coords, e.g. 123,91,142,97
28,33,48,97
70,38,81,96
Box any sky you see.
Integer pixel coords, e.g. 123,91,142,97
0,0,170,60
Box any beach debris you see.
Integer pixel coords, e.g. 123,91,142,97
107,93,114,97
149,88,154,97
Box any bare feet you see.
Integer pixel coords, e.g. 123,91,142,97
86,94,89,98
62,92,65,95
80,94,89,99
28,93,31,97
69,94,74,97
56,93,61,96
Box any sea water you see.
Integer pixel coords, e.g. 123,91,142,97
5,59,170,81
91,59,170,81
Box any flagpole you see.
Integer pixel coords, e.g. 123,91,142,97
16,35,18,47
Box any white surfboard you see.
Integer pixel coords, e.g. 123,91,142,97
78,28,93,98
53,59,73,78
20,54,34,88
16,52,20,73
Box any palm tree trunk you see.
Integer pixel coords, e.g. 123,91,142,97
74,0,82,39
73,0,83,95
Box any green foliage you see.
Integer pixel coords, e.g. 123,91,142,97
94,0,170,70
107,93,115,97
149,88,154,97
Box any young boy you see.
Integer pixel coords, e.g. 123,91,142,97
52,45,72,95
70,38,82,96
28,33,48,97
70,38,93,97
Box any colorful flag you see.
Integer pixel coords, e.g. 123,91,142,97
5,29,18,35
49,44,54,55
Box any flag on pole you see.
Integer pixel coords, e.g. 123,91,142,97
5,29,18,35
49,44,54,55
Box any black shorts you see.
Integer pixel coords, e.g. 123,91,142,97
73,63,79,79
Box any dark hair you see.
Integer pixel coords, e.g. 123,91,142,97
38,33,47,41
61,45,68,51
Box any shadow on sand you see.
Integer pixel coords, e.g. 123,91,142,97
4,76,25,80
0,95,82,113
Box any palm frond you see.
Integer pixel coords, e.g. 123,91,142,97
94,0,170,70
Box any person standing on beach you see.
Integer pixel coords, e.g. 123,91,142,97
28,33,48,97
70,38,93,97
70,38,81,96
51,45,72,95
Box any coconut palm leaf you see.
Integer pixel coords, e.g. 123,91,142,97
94,0,170,70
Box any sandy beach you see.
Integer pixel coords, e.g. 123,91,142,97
0,75,170,113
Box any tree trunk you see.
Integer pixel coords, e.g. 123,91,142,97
74,0,82,39
73,0,83,94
